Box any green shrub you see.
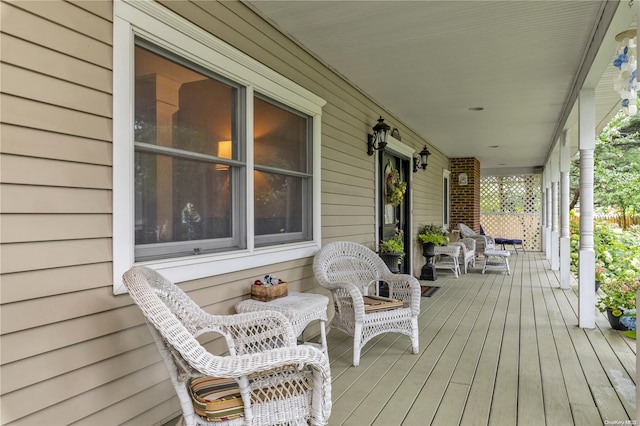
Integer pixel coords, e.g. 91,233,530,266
570,218,640,284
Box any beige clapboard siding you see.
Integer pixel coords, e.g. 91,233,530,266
0,323,152,395
0,214,112,244
0,263,112,303
0,184,111,213
66,0,113,20
322,203,373,218
322,179,374,200
1,285,127,334
1,154,112,189
80,380,177,426
0,1,112,68
1,34,112,94
1,95,112,141
0,303,143,364
1,124,112,165
1,63,111,117
1,347,167,425
1,239,112,275
6,0,112,44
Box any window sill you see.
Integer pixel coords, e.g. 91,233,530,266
114,241,320,294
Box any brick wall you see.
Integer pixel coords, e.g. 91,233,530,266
450,157,481,232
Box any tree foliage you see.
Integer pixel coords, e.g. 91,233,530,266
571,111,640,227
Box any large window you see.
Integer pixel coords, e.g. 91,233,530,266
134,44,246,260
113,1,325,293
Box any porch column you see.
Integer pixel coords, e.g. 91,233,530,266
545,184,552,260
559,130,571,289
578,88,595,329
551,147,560,271
540,180,546,253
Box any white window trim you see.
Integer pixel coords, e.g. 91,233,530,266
443,169,451,230
113,1,325,294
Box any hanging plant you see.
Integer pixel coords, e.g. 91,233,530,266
385,163,407,206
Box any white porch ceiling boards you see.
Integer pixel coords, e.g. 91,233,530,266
246,0,635,171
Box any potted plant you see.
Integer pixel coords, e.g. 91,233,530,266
596,277,640,330
417,224,449,281
379,230,405,273
417,224,449,251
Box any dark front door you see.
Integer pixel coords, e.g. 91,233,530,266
379,151,410,273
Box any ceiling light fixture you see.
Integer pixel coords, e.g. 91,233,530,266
613,28,638,115
468,107,484,111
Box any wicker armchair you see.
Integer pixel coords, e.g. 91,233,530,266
312,242,420,367
122,266,332,426
452,238,476,273
458,223,495,255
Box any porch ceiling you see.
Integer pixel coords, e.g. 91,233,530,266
246,1,635,172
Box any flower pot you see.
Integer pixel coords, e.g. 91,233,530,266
379,252,403,274
606,308,629,331
422,242,436,258
420,242,437,281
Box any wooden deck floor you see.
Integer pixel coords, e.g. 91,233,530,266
324,251,636,426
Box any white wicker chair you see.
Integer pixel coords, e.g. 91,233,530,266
458,223,495,255
452,238,476,273
312,242,420,367
122,266,332,426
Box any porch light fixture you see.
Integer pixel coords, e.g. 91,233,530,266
413,145,431,172
613,28,638,115
367,116,390,155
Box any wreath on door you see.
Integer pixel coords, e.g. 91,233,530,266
385,161,407,207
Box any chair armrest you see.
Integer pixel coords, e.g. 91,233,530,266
317,280,368,318
197,310,298,355
461,238,476,251
381,273,421,315
196,345,332,425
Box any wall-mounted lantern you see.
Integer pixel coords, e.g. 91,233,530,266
413,145,431,172
367,116,390,156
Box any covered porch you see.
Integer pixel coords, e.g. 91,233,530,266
324,252,635,425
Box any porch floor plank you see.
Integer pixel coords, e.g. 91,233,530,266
324,252,636,426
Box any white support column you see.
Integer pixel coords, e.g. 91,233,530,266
559,130,571,289
578,88,596,329
551,147,560,271
540,178,546,252
545,185,552,260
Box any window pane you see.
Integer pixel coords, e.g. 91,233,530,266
254,171,304,236
253,95,312,244
135,152,233,245
254,97,308,173
135,45,238,159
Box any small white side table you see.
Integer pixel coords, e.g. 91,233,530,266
235,292,329,354
433,245,461,278
482,249,511,275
